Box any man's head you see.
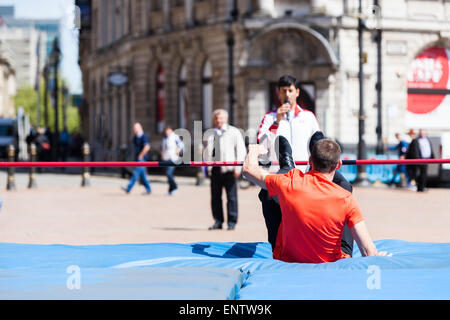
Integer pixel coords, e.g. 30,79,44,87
213,109,229,130
277,75,300,107
164,126,173,137
309,139,342,174
407,129,416,139
395,133,401,141
419,129,427,138
133,122,144,136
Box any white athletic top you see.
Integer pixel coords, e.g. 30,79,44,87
257,105,320,173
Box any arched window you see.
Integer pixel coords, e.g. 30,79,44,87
156,66,166,134
178,63,188,129
202,60,213,130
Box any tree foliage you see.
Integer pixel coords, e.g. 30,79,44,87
14,77,82,134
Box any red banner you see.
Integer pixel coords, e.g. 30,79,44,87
407,47,450,114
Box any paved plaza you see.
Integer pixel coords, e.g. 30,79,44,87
0,171,449,245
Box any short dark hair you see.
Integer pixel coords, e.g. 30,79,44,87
278,75,297,89
311,139,341,173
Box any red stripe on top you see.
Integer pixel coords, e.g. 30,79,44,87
257,110,277,143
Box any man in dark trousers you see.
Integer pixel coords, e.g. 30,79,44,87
205,109,246,231
122,122,152,195
407,129,434,192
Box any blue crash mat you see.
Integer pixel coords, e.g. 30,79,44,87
0,267,244,300
0,240,449,299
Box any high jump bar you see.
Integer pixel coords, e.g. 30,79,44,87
0,159,449,168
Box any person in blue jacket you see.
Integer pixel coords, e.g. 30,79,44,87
388,133,410,187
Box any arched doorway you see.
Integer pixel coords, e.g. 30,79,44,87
240,22,337,131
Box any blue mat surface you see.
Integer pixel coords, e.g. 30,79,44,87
1,240,449,299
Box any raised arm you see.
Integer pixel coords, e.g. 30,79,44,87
350,221,391,257
242,144,270,190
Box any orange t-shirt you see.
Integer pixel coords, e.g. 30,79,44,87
265,169,364,264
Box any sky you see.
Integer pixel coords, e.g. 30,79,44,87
0,0,82,94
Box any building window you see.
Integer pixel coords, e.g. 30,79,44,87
156,66,166,134
151,0,162,11
202,60,213,130
178,63,188,129
174,0,185,7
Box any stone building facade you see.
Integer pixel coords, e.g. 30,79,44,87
78,0,450,160
0,44,16,118
0,27,47,89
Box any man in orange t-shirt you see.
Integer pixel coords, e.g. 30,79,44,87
243,137,390,263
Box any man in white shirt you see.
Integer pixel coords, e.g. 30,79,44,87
161,126,184,195
204,109,247,230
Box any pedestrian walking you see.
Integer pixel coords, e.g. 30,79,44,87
122,122,152,195
160,126,184,195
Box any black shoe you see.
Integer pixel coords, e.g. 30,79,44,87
121,187,130,194
309,131,325,153
227,223,236,231
208,222,222,230
275,136,295,171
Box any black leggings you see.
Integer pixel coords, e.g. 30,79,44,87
259,170,354,256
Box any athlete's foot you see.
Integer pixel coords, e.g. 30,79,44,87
275,136,295,171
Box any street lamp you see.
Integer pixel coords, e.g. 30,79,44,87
353,1,381,185
353,0,371,186
374,0,384,155
50,37,61,161
226,0,238,126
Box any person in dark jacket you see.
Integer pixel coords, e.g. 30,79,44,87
406,129,434,192
122,122,152,194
